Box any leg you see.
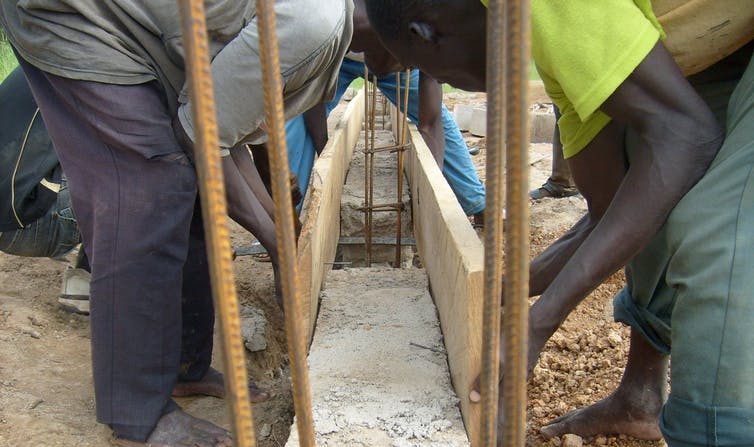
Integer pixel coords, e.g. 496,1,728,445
530,107,579,199
540,328,666,440
375,69,486,216
284,116,317,206
659,53,754,447
436,103,486,216
172,208,270,403
19,59,230,446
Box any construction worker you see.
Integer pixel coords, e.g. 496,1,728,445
365,0,754,445
529,106,579,200
0,1,353,446
286,0,487,225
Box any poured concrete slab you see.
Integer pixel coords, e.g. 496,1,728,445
286,268,469,447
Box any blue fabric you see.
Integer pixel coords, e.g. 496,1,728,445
0,176,80,258
285,116,316,212
286,58,486,215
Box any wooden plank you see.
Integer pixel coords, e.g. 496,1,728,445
404,122,485,445
296,90,365,341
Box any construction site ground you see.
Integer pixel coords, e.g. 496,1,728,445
0,92,665,447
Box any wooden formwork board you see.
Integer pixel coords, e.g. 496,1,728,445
296,90,365,342
404,122,485,445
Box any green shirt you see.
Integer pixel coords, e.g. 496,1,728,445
532,0,664,158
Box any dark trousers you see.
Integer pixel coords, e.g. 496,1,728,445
18,58,214,441
548,106,574,189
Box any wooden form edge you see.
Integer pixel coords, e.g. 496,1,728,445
296,90,365,342
404,121,485,445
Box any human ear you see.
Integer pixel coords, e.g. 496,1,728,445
408,21,437,43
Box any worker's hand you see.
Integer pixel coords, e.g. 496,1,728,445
468,320,542,400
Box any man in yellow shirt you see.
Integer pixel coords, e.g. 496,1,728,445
366,1,754,446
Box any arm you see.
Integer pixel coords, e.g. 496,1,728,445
529,42,724,343
417,72,446,169
529,118,628,296
303,102,329,155
229,144,276,220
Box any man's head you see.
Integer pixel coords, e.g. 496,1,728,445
350,0,405,76
364,0,487,91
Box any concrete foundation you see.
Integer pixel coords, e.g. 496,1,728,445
286,268,470,447
339,128,414,267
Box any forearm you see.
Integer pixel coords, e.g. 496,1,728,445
222,156,278,261
418,72,446,168
529,215,594,296
531,126,722,336
418,123,445,168
229,144,276,220
303,103,328,155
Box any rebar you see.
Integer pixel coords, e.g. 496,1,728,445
394,69,411,268
363,66,374,266
177,1,256,446
254,0,316,445
479,0,506,441
501,0,531,443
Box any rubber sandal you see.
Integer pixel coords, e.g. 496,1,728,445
529,182,579,200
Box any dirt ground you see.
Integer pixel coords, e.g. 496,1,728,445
0,92,664,447
0,224,294,447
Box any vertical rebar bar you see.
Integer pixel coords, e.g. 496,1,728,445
502,0,531,445
254,0,315,445
394,69,410,268
363,67,374,267
177,2,256,446
479,0,506,442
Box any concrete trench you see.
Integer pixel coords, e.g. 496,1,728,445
286,122,470,446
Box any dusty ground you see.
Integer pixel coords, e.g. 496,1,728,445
451,95,665,447
0,92,664,447
0,223,294,447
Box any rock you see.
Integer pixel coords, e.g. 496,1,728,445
607,330,623,348
562,433,583,447
22,327,41,339
594,435,607,445
240,307,267,352
258,423,271,439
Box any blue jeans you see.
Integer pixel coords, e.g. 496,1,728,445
0,177,80,258
286,59,486,215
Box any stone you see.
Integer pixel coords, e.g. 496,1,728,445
469,107,487,137
258,423,271,439
562,433,583,447
607,331,623,348
453,104,474,131
240,306,267,352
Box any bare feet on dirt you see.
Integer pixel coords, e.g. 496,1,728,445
172,367,271,403
111,409,232,447
540,387,663,440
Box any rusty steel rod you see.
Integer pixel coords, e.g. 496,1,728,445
363,66,374,266
254,0,316,445
394,69,411,268
177,1,256,446
479,0,506,442
502,0,532,445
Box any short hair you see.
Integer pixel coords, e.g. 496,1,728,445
364,0,409,42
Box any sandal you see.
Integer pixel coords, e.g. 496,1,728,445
529,181,579,200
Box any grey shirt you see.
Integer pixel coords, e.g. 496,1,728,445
0,0,353,149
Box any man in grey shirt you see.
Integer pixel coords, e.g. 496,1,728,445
0,1,353,446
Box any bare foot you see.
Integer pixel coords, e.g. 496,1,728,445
172,368,271,403
111,409,231,447
540,387,662,440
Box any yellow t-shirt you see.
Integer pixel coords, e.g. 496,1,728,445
532,0,664,158
483,0,753,158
